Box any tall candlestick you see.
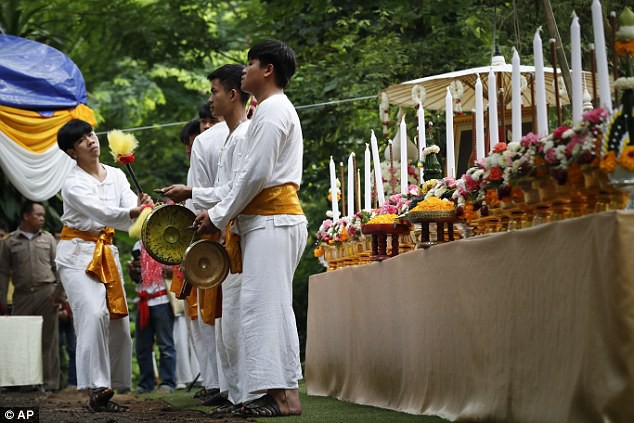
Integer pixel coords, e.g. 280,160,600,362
364,144,371,210
488,68,499,150
329,156,340,220
356,168,361,214
353,154,360,213
445,88,455,178
388,140,395,194
475,76,485,160
399,116,408,194
512,48,522,143
534,28,549,137
340,162,346,217
347,153,355,217
550,38,563,126
417,103,426,184
370,130,385,206
571,13,583,125
592,0,612,110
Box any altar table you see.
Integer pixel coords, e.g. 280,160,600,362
305,211,634,422
0,316,43,387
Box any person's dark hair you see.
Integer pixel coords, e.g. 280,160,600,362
198,103,213,119
179,119,201,145
20,200,44,220
57,119,93,154
247,39,297,88
207,64,250,105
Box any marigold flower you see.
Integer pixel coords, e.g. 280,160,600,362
600,151,617,173
618,145,634,171
615,39,634,56
411,197,455,211
366,214,398,224
314,246,324,257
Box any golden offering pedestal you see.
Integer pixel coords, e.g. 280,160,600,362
361,223,412,261
404,210,457,249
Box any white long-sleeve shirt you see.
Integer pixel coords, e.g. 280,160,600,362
189,121,229,207
209,93,306,234
56,163,137,270
191,120,250,211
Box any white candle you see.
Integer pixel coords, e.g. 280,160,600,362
329,156,340,220
347,153,355,217
445,88,455,178
533,28,549,137
364,143,371,210
370,130,385,206
475,76,485,160
571,13,583,124
399,116,408,194
592,0,612,110
417,103,426,184
512,48,522,143
488,68,499,150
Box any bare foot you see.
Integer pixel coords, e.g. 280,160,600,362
262,388,301,416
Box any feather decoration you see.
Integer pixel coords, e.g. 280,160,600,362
107,129,138,165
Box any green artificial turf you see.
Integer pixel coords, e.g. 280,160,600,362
150,381,450,422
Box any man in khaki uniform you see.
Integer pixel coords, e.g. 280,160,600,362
0,201,64,391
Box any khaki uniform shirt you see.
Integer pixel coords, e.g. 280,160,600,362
0,229,59,304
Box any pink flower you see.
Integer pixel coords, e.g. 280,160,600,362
582,108,608,124
521,132,540,148
465,174,480,191
553,125,571,140
544,148,558,164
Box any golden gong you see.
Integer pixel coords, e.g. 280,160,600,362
141,204,196,265
182,239,229,289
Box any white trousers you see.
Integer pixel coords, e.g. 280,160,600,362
240,219,307,394
59,266,132,390
173,315,199,385
187,298,221,390
216,273,259,404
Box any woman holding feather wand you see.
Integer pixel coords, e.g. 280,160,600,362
55,119,153,412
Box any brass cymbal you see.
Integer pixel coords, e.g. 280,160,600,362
141,204,196,265
182,239,229,289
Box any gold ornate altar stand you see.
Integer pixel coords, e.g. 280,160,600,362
305,211,634,422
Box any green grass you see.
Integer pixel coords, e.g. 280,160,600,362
148,381,450,422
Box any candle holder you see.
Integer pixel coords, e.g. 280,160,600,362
361,223,412,261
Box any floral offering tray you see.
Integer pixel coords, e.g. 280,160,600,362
405,209,456,222
361,223,411,235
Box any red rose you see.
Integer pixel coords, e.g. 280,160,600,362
117,153,136,165
493,142,508,153
488,166,503,181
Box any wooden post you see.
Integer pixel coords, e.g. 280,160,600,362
542,0,572,99
530,74,536,134
610,11,620,108
590,45,598,107
550,39,563,126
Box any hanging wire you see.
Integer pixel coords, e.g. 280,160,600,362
512,0,521,55
95,94,378,135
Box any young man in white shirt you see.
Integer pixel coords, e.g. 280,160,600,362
195,39,307,418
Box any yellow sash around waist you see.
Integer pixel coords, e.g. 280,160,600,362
225,183,304,273
61,226,128,319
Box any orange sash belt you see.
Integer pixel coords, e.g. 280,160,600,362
225,183,304,273
61,226,129,319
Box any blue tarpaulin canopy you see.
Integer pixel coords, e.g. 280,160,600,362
0,34,88,110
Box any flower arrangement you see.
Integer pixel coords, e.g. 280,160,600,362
382,162,419,196
410,196,455,211
602,7,634,173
